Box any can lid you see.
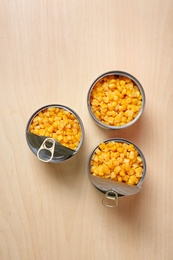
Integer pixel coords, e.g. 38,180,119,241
89,174,142,196
26,132,75,162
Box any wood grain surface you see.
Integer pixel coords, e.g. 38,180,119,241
0,0,173,259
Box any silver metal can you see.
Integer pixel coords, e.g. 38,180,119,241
26,104,84,163
87,71,145,130
88,138,146,207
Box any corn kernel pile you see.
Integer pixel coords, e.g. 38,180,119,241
90,75,142,126
90,142,143,185
29,107,82,150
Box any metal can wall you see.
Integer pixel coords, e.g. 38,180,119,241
88,138,146,207
26,104,84,163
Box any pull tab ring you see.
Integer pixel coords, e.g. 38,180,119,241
102,190,118,208
37,138,55,162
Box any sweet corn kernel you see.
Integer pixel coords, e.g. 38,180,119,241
114,165,121,174
111,172,116,179
90,141,143,185
29,107,81,150
118,176,123,182
90,75,142,126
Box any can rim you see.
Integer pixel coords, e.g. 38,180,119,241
87,71,146,130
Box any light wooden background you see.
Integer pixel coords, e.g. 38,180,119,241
0,0,173,259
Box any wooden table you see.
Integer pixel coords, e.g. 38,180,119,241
1,1,173,259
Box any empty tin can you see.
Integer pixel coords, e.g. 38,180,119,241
87,71,145,130
88,138,146,207
26,104,84,163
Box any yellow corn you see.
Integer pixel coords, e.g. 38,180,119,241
90,75,142,126
90,142,143,185
29,107,81,150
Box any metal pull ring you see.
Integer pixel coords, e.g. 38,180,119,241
37,138,55,162
102,190,118,208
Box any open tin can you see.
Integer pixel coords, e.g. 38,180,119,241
88,138,146,207
26,104,84,163
87,71,145,130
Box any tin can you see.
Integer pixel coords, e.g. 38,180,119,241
87,71,145,130
26,104,84,163
88,138,146,207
